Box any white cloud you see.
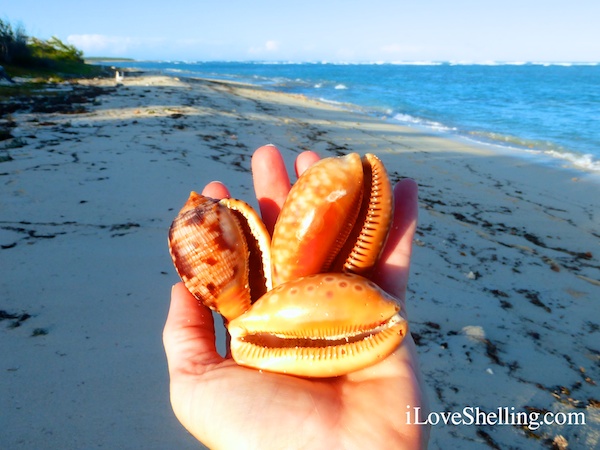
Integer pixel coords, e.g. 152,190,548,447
67,34,162,56
264,40,279,52
67,34,131,55
248,40,280,56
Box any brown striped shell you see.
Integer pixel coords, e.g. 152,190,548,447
168,192,271,322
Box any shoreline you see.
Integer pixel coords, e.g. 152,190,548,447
298,92,600,180
423,125,600,183
99,61,600,176
1,74,598,449
310,93,600,179
225,76,600,177
200,71,600,180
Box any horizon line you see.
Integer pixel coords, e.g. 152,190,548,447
86,58,600,66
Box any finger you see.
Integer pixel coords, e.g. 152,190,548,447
251,145,292,232
201,181,230,199
294,150,320,176
372,178,418,305
163,282,223,378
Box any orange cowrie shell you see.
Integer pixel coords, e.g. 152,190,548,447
228,273,407,378
271,153,393,286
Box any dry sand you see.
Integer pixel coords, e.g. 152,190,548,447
1,73,599,449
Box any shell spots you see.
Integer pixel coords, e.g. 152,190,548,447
228,270,407,377
180,210,206,228
206,282,218,296
168,192,258,321
366,280,378,290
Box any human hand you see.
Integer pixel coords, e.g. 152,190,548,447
163,145,429,449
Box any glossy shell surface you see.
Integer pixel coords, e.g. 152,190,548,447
270,153,365,286
168,193,270,322
168,152,405,377
228,273,407,377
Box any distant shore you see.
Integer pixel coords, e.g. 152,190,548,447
1,74,598,449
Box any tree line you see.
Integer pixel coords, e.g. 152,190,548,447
0,18,83,68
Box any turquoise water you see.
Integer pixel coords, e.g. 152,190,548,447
110,61,600,172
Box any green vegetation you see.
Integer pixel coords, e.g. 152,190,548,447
1,18,114,159
0,19,28,65
28,36,83,63
0,18,109,79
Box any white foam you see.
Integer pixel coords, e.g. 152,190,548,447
544,151,600,172
389,61,443,66
392,113,454,132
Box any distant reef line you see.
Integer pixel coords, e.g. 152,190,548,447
84,57,137,62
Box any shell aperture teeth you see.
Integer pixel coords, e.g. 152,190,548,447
228,273,408,377
237,312,405,349
331,153,394,275
219,198,272,299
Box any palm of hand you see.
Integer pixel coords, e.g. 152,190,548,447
164,146,427,449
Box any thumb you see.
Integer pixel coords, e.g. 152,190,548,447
163,282,223,378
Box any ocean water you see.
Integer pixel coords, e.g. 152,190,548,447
108,61,600,173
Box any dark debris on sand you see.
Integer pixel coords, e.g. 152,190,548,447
1,83,114,117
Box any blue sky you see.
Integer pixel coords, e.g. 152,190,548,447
3,0,599,62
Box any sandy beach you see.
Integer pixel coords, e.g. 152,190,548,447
1,73,599,449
